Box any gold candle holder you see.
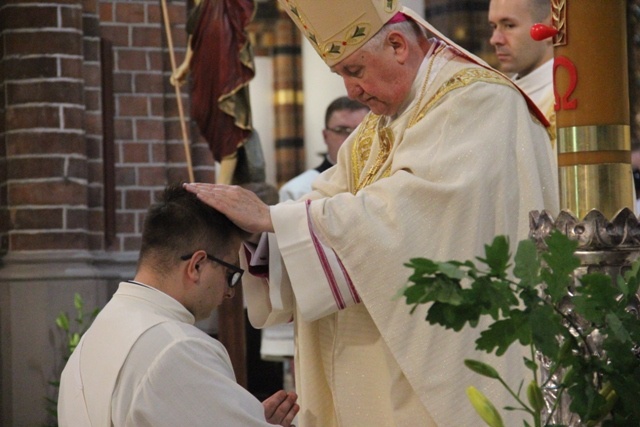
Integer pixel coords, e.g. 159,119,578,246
553,0,634,219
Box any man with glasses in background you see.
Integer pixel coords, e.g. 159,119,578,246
58,185,298,427
278,96,369,202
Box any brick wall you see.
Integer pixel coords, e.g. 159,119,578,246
0,0,217,255
100,0,214,252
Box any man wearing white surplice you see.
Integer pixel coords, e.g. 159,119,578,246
185,0,559,425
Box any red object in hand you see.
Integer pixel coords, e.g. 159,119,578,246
530,23,558,41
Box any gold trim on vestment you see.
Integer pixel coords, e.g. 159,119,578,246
350,65,544,194
351,113,383,193
410,68,515,127
546,105,557,150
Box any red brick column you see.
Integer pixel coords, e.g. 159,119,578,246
2,0,90,252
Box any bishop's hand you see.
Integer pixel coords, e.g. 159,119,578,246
184,183,275,233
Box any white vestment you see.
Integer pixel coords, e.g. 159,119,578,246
278,169,321,204
514,59,555,147
260,167,321,360
262,158,335,360
243,12,559,427
58,282,272,427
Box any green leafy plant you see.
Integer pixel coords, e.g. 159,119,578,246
45,293,100,426
401,231,640,426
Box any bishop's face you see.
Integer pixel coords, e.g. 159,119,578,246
331,42,414,117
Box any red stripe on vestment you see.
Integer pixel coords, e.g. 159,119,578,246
335,253,360,304
305,200,346,310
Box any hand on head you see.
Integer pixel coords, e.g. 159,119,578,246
183,183,275,233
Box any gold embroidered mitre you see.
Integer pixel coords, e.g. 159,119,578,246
277,0,400,66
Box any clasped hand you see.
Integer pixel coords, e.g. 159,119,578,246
263,390,299,426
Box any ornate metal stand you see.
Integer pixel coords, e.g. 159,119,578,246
529,208,640,426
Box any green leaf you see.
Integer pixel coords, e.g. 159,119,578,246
403,280,432,306
567,365,608,422
405,258,440,276
468,277,518,320
426,300,481,331
403,275,464,307
605,313,632,344
616,273,629,296
69,332,80,352
513,239,541,288
73,293,84,311
464,359,501,380
526,380,544,412
540,231,580,302
476,310,531,355
430,276,465,305
623,257,640,283
55,313,70,332
476,236,511,279
556,336,575,365
437,261,468,280
573,274,619,324
530,304,564,358
523,357,538,371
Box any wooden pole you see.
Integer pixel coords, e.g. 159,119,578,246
160,0,195,183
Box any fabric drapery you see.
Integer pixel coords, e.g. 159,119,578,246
190,0,255,162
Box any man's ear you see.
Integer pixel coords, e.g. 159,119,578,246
184,251,207,282
387,31,410,64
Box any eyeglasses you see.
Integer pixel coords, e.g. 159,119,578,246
180,253,244,288
326,126,355,136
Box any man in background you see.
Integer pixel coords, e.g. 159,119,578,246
489,0,555,146
278,96,369,202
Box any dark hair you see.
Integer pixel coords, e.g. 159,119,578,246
138,184,248,273
324,96,369,127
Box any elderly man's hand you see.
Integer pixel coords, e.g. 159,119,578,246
263,390,299,426
184,183,275,233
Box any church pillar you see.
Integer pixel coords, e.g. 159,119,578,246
272,7,304,187
0,0,133,424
